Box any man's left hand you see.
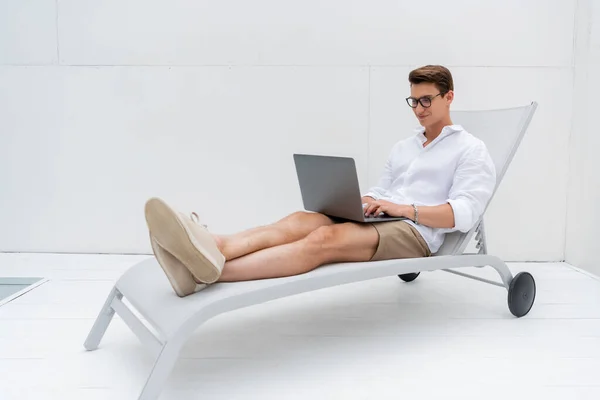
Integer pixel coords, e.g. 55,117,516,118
363,200,412,219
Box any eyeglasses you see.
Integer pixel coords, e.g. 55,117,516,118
405,92,444,108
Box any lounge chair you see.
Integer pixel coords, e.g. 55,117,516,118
84,102,538,400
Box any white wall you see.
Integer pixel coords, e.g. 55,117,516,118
0,0,576,261
566,0,600,275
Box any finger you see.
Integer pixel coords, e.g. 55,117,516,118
372,203,382,214
365,203,377,215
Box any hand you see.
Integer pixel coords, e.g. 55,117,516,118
364,200,411,218
361,196,376,205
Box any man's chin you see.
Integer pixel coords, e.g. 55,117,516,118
418,115,437,126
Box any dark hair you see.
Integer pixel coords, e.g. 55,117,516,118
408,65,454,95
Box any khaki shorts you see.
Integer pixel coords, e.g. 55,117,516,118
369,220,431,261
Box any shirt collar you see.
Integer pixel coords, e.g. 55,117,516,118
414,124,463,144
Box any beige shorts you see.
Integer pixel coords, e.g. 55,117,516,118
369,220,431,261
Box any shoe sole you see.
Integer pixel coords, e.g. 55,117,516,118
150,234,198,297
145,197,222,284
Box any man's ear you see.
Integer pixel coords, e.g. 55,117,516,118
445,90,454,105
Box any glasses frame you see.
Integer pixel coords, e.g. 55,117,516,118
405,92,445,109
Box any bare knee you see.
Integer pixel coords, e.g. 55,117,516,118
283,211,313,222
285,211,332,224
304,223,379,264
279,211,333,235
304,224,340,248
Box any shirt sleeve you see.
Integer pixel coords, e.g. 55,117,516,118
446,141,497,232
362,150,394,200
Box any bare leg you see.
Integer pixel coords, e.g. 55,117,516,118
214,211,334,261
218,222,379,282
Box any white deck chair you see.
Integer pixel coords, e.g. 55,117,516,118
84,102,538,400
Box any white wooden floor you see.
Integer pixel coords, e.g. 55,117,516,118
1,253,599,400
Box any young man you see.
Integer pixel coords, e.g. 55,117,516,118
144,65,497,297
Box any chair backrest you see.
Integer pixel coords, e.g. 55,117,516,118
434,102,538,256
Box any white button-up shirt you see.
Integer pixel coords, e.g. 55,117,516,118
363,125,496,254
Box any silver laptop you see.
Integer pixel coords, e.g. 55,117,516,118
293,154,407,223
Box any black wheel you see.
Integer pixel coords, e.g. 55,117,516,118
508,272,536,317
398,272,420,282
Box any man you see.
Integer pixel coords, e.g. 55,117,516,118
144,65,497,297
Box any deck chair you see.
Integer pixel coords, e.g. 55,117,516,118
84,102,538,400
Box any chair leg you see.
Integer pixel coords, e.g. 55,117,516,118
138,341,183,400
486,257,514,289
84,287,122,351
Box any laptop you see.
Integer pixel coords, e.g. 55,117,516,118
293,154,407,223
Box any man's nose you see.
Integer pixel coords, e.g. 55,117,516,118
415,104,426,114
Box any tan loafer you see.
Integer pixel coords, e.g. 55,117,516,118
144,197,225,284
149,235,208,297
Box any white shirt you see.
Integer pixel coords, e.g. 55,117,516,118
363,124,496,254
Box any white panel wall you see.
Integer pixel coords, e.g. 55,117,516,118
0,0,577,259
566,0,600,275
0,67,369,253
56,0,574,67
0,0,57,65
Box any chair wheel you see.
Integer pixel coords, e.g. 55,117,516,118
508,272,536,317
398,272,420,282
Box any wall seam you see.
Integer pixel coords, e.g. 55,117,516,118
564,0,590,264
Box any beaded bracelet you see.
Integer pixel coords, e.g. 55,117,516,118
412,204,419,224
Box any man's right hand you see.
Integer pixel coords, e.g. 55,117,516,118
361,196,376,205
